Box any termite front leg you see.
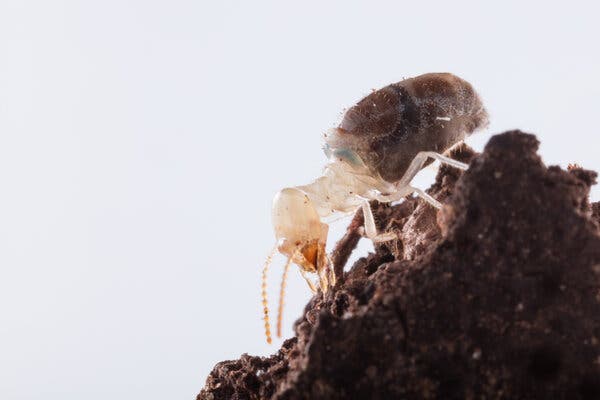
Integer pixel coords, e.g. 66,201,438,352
299,268,318,293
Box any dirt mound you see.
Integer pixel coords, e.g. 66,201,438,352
199,131,600,399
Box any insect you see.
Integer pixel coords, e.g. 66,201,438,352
261,73,488,343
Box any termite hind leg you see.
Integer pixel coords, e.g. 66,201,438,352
261,244,278,345
411,187,442,209
391,151,469,209
423,151,469,170
276,254,295,338
398,151,468,188
360,199,396,243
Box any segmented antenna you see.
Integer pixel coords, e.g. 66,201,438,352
276,254,295,338
262,245,277,344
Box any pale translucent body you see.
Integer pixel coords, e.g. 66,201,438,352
262,146,469,344
272,143,469,291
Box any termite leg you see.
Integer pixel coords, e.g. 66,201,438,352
424,151,469,170
261,244,278,344
318,266,329,293
299,268,318,293
411,187,442,209
371,151,470,209
360,199,397,243
375,188,441,209
276,254,295,338
398,151,468,188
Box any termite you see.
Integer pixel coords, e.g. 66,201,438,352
261,73,488,343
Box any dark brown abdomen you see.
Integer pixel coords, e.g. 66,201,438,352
335,73,488,182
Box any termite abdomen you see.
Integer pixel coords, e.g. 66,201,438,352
327,73,488,183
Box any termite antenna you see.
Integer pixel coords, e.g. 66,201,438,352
276,259,292,338
261,244,278,344
277,250,298,338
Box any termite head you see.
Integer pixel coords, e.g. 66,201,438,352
272,188,329,273
261,188,330,344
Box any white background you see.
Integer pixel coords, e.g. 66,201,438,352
1,1,599,399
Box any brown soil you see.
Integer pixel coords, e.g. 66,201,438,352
198,131,600,400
